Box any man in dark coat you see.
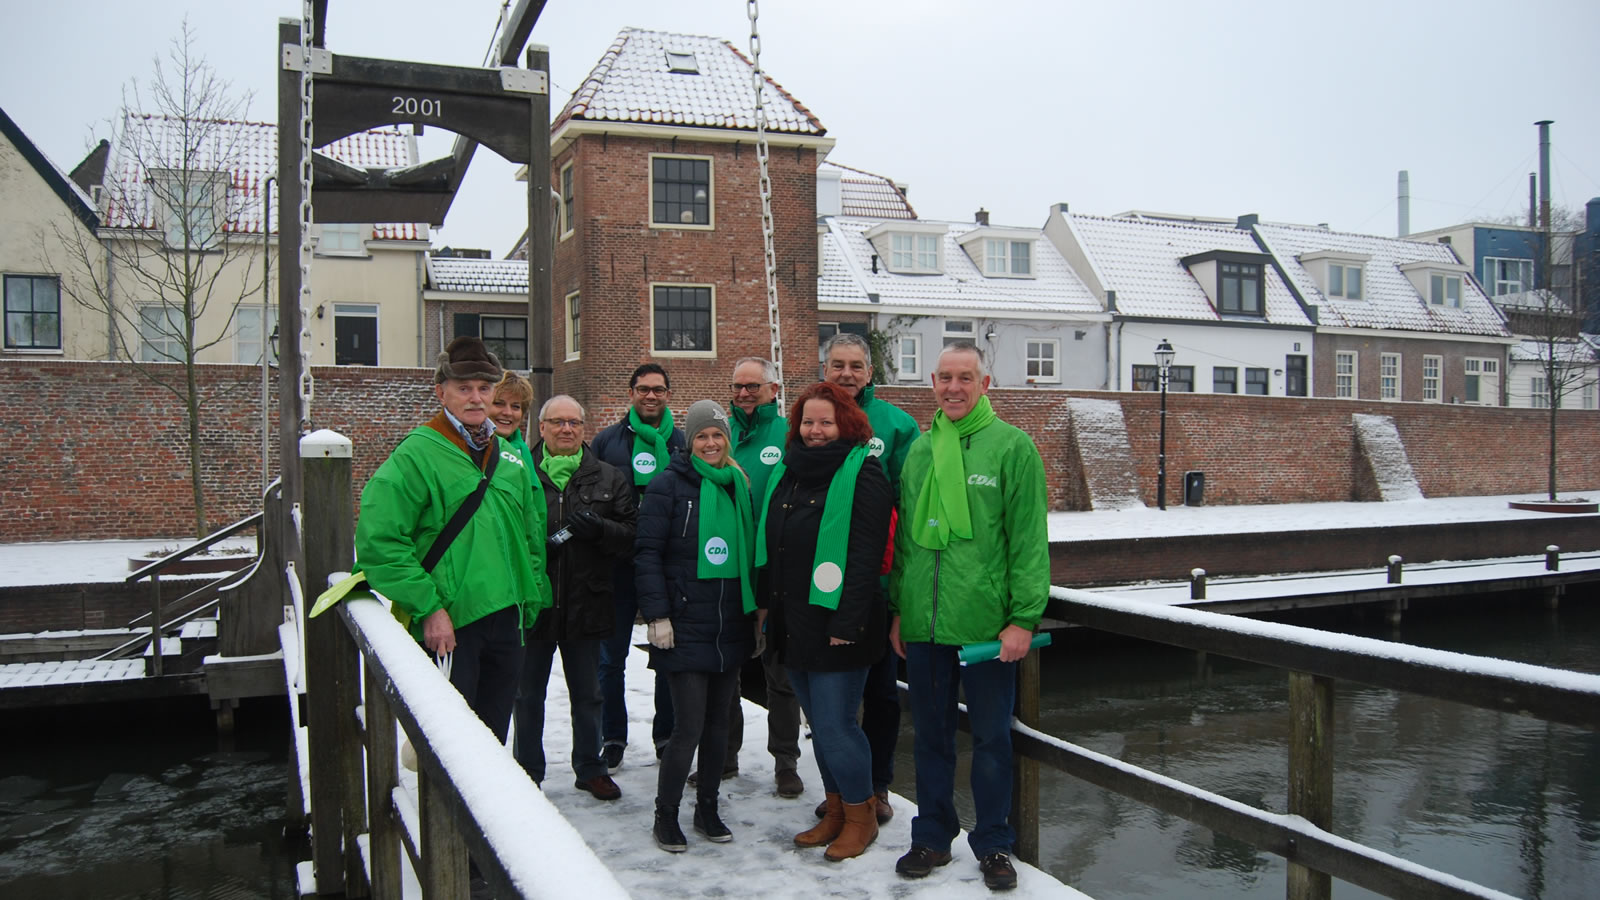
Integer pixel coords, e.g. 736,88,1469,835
514,395,638,801
591,363,685,770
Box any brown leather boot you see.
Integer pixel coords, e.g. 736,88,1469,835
794,792,844,847
824,795,879,861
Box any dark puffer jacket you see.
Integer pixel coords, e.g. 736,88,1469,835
634,452,755,674
528,442,638,642
758,441,893,672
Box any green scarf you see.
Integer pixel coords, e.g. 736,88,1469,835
539,444,582,491
755,443,868,609
909,394,997,550
692,456,756,613
628,406,674,487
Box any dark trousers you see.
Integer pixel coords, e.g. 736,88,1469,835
443,605,523,744
513,637,605,784
861,637,902,792
723,648,802,774
599,572,674,751
656,668,741,809
904,641,1017,857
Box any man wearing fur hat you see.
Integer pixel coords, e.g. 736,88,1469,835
355,336,551,742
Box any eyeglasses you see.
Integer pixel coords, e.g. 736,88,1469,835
542,418,584,429
633,385,670,396
730,382,771,394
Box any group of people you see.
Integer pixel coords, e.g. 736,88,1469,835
353,331,1048,892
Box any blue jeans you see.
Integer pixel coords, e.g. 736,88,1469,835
904,641,1017,857
788,666,873,803
598,570,674,751
514,637,605,783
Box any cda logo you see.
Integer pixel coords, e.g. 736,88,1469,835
867,437,885,457
703,537,730,566
759,445,782,465
632,452,657,474
967,473,998,487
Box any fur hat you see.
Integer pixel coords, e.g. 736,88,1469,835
683,399,731,442
435,336,504,384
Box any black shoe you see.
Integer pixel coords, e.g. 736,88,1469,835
692,803,733,843
775,769,804,798
653,804,687,853
979,851,1018,891
895,845,953,878
601,743,624,774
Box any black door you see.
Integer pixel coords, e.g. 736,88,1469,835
335,315,378,366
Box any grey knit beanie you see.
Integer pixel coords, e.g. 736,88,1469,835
683,399,731,442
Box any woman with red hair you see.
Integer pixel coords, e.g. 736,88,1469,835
755,381,893,861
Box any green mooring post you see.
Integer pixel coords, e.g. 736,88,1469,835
1287,672,1334,900
301,429,361,896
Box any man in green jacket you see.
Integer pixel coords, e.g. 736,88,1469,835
888,341,1047,891
355,336,550,744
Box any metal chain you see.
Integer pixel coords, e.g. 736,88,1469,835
297,0,316,428
748,0,784,409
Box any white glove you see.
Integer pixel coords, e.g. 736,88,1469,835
648,619,675,650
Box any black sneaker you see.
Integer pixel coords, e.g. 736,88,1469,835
653,805,687,853
601,743,624,774
979,851,1018,891
692,804,733,843
895,845,953,878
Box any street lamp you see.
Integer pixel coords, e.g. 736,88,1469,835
1154,338,1175,511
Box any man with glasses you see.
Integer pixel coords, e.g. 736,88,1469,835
723,357,804,798
592,364,684,771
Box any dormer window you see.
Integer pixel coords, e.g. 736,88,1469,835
892,233,939,271
665,50,699,74
1180,249,1273,318
152,168,225,251
1220,262,1262,314
1298,250,1369,301
957,226,1038,279
1329,264,1362,299
1398,259,1469,309
1430,273,1462,307
865,221,947,274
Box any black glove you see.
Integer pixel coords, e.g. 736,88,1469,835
565,508,605,541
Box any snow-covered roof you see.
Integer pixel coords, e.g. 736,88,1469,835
426,257,529,294
819,160,914,219
1494,288,1574,314
1508,337,1599,364
555,28,825,137
819,216,1102,317
1253,222,1509,337
102,114,426,241
1065,213,1312,326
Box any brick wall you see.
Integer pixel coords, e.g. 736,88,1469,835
3,361,1597,542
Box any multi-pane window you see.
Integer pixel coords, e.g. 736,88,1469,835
565,291,580,360
1245,368,1269,395
1335,351,1357,398
1482,257,1533,296
1328,263,1362,299
560,163,576,237
1465,357,1499,405
1132,365,1158,392
1168,366,1195,392
891,233,940,271
1220,262,1263,314
158,170,224,250
139,305,184,362
652,284,713,352
4,274,61,350
1531,376,1551,409
1582,380,1598,410
651,156,711,226
1379,353,1400,399
1422,355,1441,402
1285,355,1308,397
235,305,278,365
897,334,921,380
482,316,528,370
1025,338,1059,382
317,224,365,254
943,319,974,347
1213,367,1237,393
1429,273,1462,307
985,239,1032,276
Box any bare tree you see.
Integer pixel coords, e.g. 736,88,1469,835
44,21,260,538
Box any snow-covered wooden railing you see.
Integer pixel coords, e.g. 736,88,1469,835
1030,585,1600,900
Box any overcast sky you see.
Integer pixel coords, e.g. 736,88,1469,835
6,0,1598,256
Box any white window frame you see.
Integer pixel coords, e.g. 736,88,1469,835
334,302,381,366
1482,257,1534,296
559,161,576,240
648,153,714,230
1429,273,1462,307
1380,352,1401,400
235,305,279,365
896,334,921,381
943,319,975,347
1581,379,1598,410
564,290,580,360
1025,337,1060,383
315,223,367,256
985,239,1034,277
139,304,185,362
1421,354,1441,402
1335,351,1357,399
649,282,716,357
1464,357,1500,406
1531,375,1551,409
890,233,940,273
1328,263,1363,300
154,168,226,251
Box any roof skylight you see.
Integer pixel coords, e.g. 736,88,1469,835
664,50,699,74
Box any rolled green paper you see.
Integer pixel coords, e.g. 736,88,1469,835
958,632,1053,664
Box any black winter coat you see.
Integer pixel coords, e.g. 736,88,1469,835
634,453,755,674
528,443,638,642
592,415,687,612
758,441,893,672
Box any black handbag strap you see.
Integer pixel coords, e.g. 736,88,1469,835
421,442,500,573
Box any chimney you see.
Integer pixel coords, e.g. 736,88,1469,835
1529,173,1538,228
975,208,990,226
1397,170,1410,237
1236,213,1259,230
1536,120,1553,232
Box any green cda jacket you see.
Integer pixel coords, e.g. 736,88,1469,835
889,416,1049,645
731,401,788,502
857,384,921,496
355,425,551,640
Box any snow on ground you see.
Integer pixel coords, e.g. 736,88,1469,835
0,538,257,587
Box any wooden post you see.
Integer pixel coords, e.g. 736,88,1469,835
1012,644,1042,865
149,575,164,677
223,484,286,657
1287,672,1333,900
1545,545,1560,571
421,765,470,898
1385,555,1402,584
1190,568,1207,601
526,44,553,409
301,430,357,895
364,663,401,899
